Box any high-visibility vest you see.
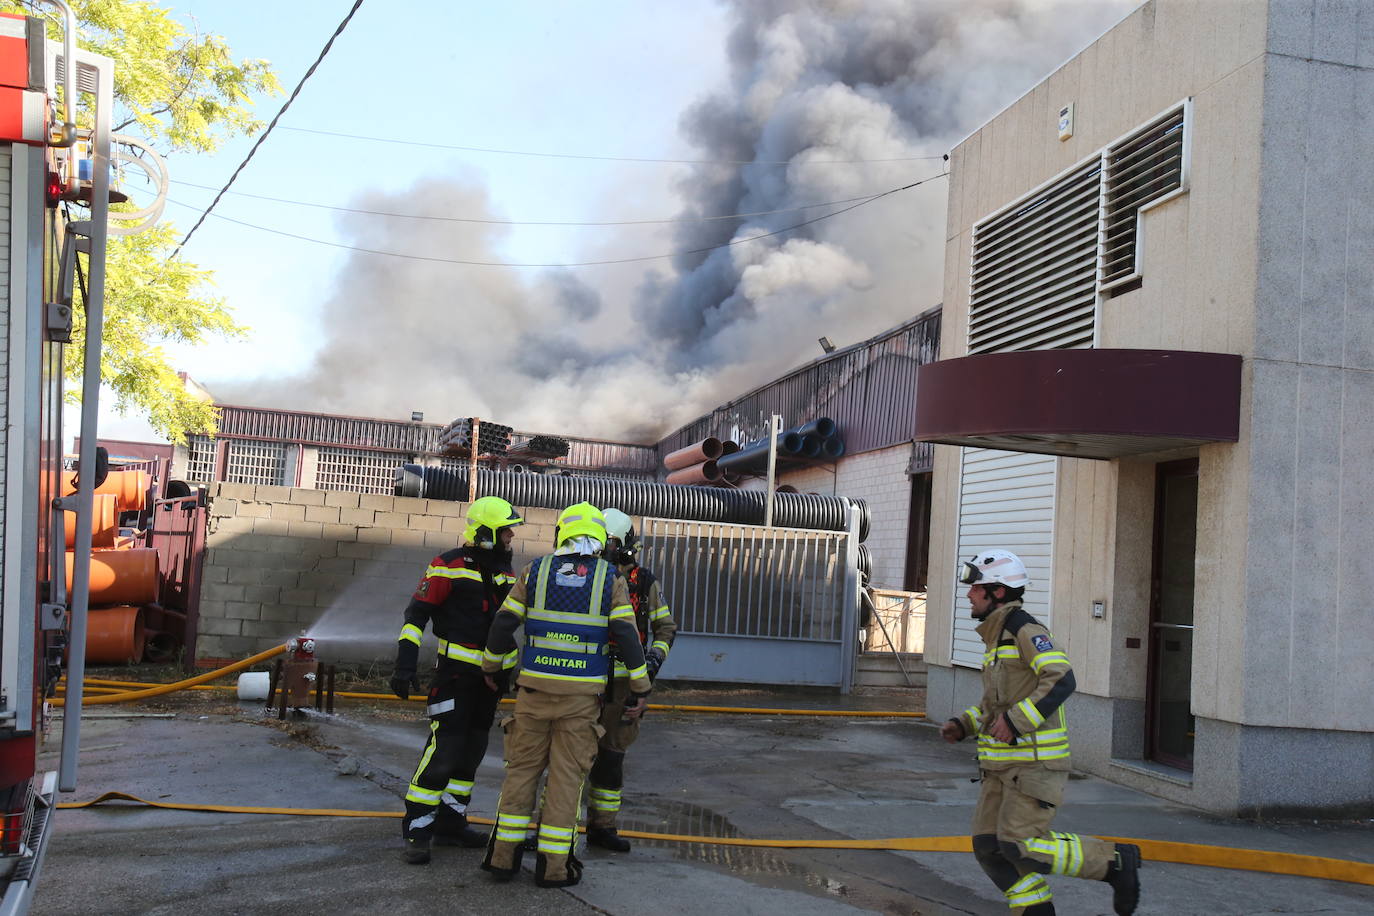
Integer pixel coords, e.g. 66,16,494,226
519,554,614,687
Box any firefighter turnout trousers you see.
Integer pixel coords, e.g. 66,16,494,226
587,676,640,829
489,688,603,882
403,667,500,842
971,765,1116,909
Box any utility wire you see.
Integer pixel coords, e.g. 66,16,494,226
166,177,904,227
276,125,946,165
173,0,367,257
163,172,947,269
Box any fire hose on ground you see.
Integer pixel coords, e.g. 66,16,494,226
51,792,1374,888
51,645,1374,888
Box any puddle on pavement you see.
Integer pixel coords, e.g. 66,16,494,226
626,800,919,913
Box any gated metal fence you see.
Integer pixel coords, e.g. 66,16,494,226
639,512,860,691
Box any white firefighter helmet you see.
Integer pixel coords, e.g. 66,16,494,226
602,508,634,547
958,549,1031,589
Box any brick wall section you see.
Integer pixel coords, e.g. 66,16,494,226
776,445,914,591
199,482,559,663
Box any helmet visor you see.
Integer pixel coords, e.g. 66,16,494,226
958,560,983,585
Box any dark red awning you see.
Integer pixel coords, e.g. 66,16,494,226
914,349,1242,460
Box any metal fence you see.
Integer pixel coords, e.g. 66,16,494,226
639,514,860,690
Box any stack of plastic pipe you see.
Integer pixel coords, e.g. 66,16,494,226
663,437,742,487
62,469,157,664
715,417,846,476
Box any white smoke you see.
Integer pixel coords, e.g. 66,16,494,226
216,0,1134,441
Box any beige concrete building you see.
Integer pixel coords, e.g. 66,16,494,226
916,0,1374,816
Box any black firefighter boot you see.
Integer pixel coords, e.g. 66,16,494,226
1104,843,1142,915
434,813,490,849
586,826,631,852
400,837,431,865
1021,904,1055,915
534,851,584,888
480,827,523,882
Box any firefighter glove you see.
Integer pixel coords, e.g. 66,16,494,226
645,649,664,682
488,669,511,696
390,671,421,701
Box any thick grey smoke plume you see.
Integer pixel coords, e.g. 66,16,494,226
217,0,1133,442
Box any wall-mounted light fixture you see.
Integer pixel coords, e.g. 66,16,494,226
818,336,836,354
410,411,424,422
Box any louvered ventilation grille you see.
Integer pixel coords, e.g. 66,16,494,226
1101,106,1186,288
969,160,1101,354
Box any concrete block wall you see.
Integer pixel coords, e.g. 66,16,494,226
198,482,559,663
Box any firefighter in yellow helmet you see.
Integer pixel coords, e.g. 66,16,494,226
941,550,1142,915
584,508,676,852
393,496,524,865
480,502,652,887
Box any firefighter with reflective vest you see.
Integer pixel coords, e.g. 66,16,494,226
391,496,524,865
941,550,1142,916
585,508,677,853
480,502,652,887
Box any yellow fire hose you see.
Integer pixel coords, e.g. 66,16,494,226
52,791,1374,888
74,645,287,705
60,659,927,718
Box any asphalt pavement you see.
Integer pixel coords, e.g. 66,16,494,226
30,687,1374,915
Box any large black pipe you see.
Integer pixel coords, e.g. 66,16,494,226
396,464,870,542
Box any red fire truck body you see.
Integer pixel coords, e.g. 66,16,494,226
0,7,111,911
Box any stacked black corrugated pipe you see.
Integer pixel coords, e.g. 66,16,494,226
395,464,870,542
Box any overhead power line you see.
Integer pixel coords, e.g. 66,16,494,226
164,172,947,269
173,0,367,257
276,125,946,165
166,177,905,227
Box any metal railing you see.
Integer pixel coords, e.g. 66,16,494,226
639,515,859,689
641,518,847,640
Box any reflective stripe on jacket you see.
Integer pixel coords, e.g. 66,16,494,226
611,566,677,678
959,601,1076,770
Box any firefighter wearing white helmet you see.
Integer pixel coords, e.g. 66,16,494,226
393,496,524,864
480,502,652,888
942,550,1142,915
584,508,677,853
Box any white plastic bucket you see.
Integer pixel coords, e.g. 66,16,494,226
237,671,271,701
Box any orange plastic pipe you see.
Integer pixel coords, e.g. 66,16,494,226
63,493,117,549
84,605,146,664
66,548,159,606
61,469,151,512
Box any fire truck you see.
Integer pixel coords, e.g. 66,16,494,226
0,3,113,910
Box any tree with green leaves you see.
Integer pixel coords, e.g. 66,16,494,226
3,0,280,441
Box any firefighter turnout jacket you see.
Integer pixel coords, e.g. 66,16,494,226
396,546,518,676
956,599,1075,770
483,553,651,695
612,565,676,677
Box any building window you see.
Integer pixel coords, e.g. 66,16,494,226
316,446,403,494
224,439,288,486
969,99,1191,352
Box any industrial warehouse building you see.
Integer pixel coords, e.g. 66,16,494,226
914,0,1374,817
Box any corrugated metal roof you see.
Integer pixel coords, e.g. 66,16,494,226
656,307,941,467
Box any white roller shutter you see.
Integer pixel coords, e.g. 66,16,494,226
951,448,1056,669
